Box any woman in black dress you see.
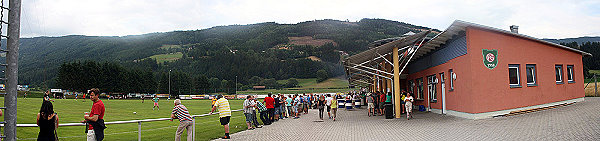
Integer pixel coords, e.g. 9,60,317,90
37,101,59,141
317,95,326,120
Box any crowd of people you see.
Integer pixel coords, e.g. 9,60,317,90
364,90,414,120
241,93,340,132
168,91,415,140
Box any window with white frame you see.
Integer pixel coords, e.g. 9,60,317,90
567,65,574,83
509,64,521,87
555,65,563,84
526,64,537,86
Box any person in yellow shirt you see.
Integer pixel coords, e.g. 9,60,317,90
211,98,217,108
330,95,338,121
210,95,232,139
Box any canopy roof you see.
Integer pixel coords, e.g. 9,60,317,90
344,31,430,67
343,30,430,87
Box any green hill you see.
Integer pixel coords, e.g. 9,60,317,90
9,18,440,93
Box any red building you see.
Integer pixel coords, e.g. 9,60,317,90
344,20,591,119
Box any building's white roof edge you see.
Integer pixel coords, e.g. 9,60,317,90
453,20,592,57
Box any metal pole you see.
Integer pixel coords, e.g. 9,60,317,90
4,0,21,140
391,80,395,117
595,74,597,97
235,76,237,95
138,121,142,141
192,117,196,141
169,70,171,98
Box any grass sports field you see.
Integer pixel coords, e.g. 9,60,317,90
2,97,247,141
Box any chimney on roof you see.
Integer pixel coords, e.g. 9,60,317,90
510,25,519,33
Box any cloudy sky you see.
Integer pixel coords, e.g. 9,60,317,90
16,0,600,39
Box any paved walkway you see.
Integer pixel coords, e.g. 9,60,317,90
217,97,600,141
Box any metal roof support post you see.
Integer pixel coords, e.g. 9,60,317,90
4,0,20,140
382,63,388,93
391,78,395,117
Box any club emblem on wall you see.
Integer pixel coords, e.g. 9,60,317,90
482,49,498,70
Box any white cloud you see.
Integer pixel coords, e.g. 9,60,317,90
17,0,600,38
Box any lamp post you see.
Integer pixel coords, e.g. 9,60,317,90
169,69,171,99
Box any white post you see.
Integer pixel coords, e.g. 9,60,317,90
169,70,171,99
192,117,196,141
138,121,142,141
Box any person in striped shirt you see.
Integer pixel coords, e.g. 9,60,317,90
254,96,269,125
243,95,258,130
210,95,232,139
170,99,193,141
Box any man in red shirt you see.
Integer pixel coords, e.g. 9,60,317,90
82,88,106,141
263,93,275,124
379,91,386,116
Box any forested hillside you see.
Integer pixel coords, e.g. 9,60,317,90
9,18,440,94
544,37,600,45
561,41,600,78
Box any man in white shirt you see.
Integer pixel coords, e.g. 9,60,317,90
325,94,334,119
243,95,257,129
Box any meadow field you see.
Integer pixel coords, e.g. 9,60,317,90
2,98,247,141
147,52,183,64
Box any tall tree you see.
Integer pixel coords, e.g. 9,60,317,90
316,69,328,82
